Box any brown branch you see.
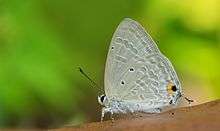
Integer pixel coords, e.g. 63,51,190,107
50,99,220,131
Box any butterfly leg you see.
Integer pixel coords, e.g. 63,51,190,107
110,109,114,122
101,107,106,122
101,107,113,122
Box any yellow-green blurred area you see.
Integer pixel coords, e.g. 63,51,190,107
0,0,219,128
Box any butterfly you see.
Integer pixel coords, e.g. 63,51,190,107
97,18,185,122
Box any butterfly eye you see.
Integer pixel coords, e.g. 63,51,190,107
111,46,114,49
121,81,125,85
100,95,106,102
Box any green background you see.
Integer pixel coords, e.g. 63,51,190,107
0,0,219,128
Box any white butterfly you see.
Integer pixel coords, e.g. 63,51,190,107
98,18,183,121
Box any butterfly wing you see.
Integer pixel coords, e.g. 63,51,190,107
104,18,181,107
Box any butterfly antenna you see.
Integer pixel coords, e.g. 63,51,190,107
78,67,103,93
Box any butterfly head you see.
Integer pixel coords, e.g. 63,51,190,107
167,81,182,105
98,94,108,106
